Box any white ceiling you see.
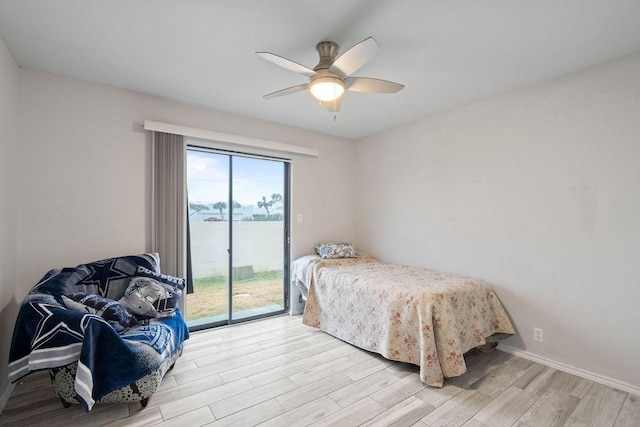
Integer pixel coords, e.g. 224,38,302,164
1,0,640,140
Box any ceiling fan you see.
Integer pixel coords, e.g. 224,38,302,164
256,37,404,112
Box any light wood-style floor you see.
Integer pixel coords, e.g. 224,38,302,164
1,315,638,427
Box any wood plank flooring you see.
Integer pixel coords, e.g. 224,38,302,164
1,315,638,427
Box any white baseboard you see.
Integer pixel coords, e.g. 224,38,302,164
498,344,640,396
0,382,16,413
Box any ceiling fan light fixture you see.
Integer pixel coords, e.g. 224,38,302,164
310,76,345,101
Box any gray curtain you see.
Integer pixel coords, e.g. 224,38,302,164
151,132,186,279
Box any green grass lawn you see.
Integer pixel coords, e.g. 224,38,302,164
186,270,284,321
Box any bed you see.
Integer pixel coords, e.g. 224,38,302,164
293,252,514,387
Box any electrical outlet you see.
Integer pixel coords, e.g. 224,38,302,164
533,327,544,342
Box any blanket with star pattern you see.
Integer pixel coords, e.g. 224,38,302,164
8,253,189,411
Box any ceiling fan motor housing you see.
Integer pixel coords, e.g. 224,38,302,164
314,41,340,71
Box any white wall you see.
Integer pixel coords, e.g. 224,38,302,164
190,221,284,278
17,69,356,290
355,52,640,391
0,36,20,408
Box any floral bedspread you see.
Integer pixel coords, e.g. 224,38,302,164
301,256,514,387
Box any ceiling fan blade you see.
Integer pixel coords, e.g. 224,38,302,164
263,84,309,100
321,97,342,113
346,77,404,93
330,37,379,77
256,52,317,77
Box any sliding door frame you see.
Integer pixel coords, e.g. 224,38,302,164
187,145,290,331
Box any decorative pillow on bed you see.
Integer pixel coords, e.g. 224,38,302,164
119,271,184,319
62,293,137,333
314,242,361,259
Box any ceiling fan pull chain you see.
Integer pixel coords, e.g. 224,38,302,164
333,96,337,121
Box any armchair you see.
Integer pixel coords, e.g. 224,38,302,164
8,253,190,411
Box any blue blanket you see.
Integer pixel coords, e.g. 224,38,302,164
8,254,190,411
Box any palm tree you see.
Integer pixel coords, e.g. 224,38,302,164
257,196,273,215
231,201,241,221
271,193,282,203
212,201,227,220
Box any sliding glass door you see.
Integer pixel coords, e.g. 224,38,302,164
186,148,289,330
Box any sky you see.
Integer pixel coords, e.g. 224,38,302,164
187,150,284,207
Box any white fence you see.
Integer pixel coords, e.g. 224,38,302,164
190,221,284,278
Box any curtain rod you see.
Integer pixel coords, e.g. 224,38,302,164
142,120,319,158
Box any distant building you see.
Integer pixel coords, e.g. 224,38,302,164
189,201,283,222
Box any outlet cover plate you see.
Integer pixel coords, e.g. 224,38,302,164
533,327,544,342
